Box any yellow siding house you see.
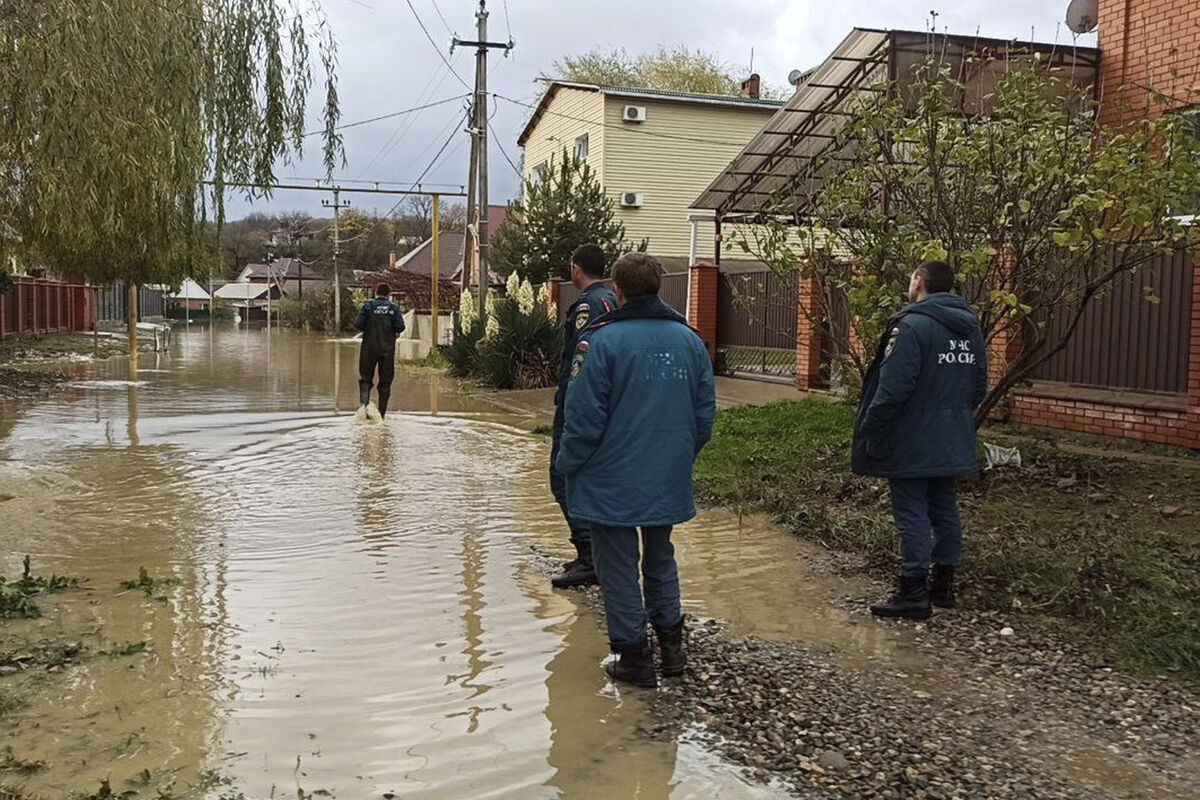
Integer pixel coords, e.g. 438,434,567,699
516,81,782,260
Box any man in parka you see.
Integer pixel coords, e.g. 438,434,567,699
353,283,406,420
556,252,716,687
549,244,618,589
852,260,988,620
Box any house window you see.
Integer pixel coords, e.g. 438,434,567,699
532,162,549,184
574,133,589,161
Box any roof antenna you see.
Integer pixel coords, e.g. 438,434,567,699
749,47,755,74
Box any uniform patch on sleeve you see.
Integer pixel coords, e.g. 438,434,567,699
884,326,900,359
575,308,590,330
569,340,589,380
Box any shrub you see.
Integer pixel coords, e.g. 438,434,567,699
445,278,562,389
277,286,355,332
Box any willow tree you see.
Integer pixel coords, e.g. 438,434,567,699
0,0,342,341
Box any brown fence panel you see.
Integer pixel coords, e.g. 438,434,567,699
659,272,688,316
1030,249,1193,394
0,278,94,338
716,270,798,377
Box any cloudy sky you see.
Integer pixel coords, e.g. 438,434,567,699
227,0,1097,220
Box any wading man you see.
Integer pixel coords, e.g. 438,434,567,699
353,283,405,421
852,260,987,620
556,252,716,687
549,244,617,589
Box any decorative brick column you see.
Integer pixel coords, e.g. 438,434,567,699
548,278,563,314
794,275,823,390
688,263,719,362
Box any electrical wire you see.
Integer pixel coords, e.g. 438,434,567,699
405,0,471,90
302,94,469,137
430,0,455,36
490,120,522,178
353,63,454,181
493,92,771,148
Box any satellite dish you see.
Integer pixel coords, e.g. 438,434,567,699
1065,0,1099,34
787,69,805,86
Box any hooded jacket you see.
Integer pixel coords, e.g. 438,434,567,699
553,281,618,424
852,292,988,479
555,295,716,527
353,297,406,354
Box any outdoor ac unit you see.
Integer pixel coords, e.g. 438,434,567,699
623,105,647,123
620,192,644,208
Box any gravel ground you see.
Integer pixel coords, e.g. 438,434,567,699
0,368,69,400
533,546,1200,799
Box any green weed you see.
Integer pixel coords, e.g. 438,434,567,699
695,400,1200,679
0,556,81,619
0,745,46,775
118,567,172,597
103,641,148,657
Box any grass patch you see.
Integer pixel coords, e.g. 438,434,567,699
0,332,126,365
118,567,172,597
0,556,81,619
0,689,25,718
102,641,147,657
695,400,1200,679
0,745,46,775
530,425,553,437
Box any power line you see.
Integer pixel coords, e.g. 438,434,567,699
405,0,472,90
382,108,471,220
493,92,771,148
430,0,455,35
353,63,454,180
502,0,513,44
489,119,522,178
302,94,469,137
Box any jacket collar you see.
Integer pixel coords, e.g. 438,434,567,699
583,294,690,332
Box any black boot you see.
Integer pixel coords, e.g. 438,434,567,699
552,542,597,588
870,573,932,620
930,564,957,608
654,620,686,677
551,557,597,588
604,642,658,688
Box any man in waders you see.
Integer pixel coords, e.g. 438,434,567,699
852,260,988,620
549,244,617,589
556,252,716,687
353,283,405,420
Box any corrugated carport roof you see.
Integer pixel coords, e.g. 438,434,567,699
693,28,1099,218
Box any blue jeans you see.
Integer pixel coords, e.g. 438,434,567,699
589,524,681,650
550,418,590,553
889,477,962,577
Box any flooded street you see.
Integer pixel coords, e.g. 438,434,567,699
0,327,912,799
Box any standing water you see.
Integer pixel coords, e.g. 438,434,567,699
0,327,907,798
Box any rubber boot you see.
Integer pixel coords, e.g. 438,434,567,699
378,391,390,420
359,383,370,408
654,620,686,678
870,573,932,620
604,642,658,688
552,541,597,588
930,564,957,609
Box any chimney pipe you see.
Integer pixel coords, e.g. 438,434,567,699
740,73,761,100
389,250,396,268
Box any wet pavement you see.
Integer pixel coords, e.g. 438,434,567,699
0,327,911,799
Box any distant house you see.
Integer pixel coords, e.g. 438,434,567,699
162,278,211,313
236,258,327,297
392,205,507,287
517,79,782,259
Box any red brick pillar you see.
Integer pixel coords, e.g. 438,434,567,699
1185,252,1200,449
795,275,823,390
548,279,562,314
689,263,719,362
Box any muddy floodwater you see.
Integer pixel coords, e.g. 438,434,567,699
0,327,912,799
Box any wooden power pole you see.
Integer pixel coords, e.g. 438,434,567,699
322,188,350,333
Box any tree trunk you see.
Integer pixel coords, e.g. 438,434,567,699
127,283,139,362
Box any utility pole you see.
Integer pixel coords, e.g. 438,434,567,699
322,189,350,333
431,193,440,351
453,0,512,316
463,91,478,293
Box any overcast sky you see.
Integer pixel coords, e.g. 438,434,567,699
225,0,1097,220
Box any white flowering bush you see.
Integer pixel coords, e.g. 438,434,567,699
458,289,477,332
444,286,563,390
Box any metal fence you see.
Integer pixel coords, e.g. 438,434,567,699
553,272,688,325
1029,249,1194,394
0,278,95,338
94,283,165,322
716,270,798,377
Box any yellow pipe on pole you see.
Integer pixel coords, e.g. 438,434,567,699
431,193,440,351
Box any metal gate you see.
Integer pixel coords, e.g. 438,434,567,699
716,270,797,377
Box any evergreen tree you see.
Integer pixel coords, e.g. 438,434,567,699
492,151,644,282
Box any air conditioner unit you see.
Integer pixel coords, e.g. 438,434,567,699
620,192,644,208
623,105,647,123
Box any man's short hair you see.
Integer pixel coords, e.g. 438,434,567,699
612,252,663,299
915,260,955,293
375,282,391,297
571,243,607,278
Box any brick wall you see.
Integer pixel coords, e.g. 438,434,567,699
794,276,824,390
1098,0,1200,125
689,264,718,361
1010,394,1200,447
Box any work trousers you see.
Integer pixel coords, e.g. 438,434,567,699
358,348,395,416
888,477,963,577
549,411,591,555
590,524,681,651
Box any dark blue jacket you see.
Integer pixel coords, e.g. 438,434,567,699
553,281,618,424
555,296,716,527
852,292,988,479
353,297,406,354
